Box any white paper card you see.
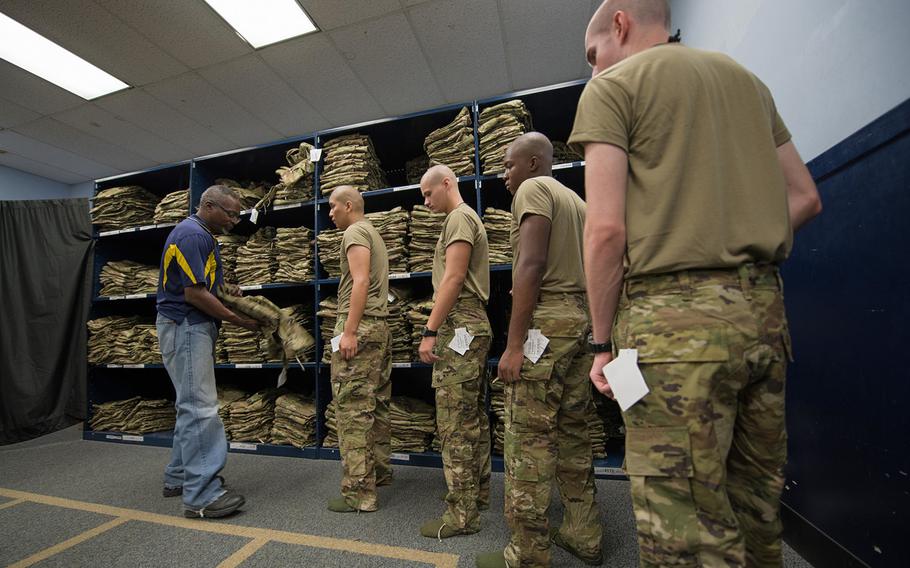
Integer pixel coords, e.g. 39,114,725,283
447,327,474,356
602,349,650,412
250,208,260,224
309,147,323,162
388,292,395,303
331,334,343,353
523,329,549,364
276,367,287,388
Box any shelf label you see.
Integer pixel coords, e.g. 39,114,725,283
390,453,410,461
124,293,147,299
122,364,145,369
242,284,263,290
388,273,410,280
594,466,625,476
98,230,117,237
309,148,323,162
139,224,157,231
250,208,260,224
392,362,412,369
230,442,258,451
108,295,126,300
393,183,419,192
105,434,122,440
273,203,301,211
122,435,144,442
234,363,263,369
105,364,123,368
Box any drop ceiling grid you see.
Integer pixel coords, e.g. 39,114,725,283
0,61,84,115
0,95,41,129
0,152,89,184
300,0,403,31
0,129,117,179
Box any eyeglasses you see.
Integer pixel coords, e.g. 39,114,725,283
206,200,241,221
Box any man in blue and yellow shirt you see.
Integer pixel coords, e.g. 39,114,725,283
156,184,257,519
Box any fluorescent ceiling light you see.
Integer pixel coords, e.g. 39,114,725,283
204,0,318,49
0,11,128,100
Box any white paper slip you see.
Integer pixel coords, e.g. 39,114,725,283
309,147,323,162
331,334,343,353
602,349,650,411
523,329,549,364
276,367,287,388
250,208,260,224
388,292,395,303
448,327,474,356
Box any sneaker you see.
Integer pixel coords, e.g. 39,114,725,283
550,527,603,565
419,518,479,540
163,475,227,498
183,490,245,519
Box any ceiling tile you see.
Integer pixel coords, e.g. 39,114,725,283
198,54,330,137
329,12,445,116
500,0,592,89
407,0,511,103
0,0,188,86
93,0,253,69
0,130,116,179
52,104,193,164
0,60,84,115
0,96,41,128
13,118,154,171
143,72,283,146
0,152,88,184
94,88,234,157
259,34,385,126
299,0,402,31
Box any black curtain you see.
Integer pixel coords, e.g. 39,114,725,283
0,199,93,444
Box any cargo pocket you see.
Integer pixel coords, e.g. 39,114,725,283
625,426,694,477
633,328,729,364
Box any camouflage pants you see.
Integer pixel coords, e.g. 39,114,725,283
504,293,603,567
434,318,492,532
615,264,790,568
330,317,392,511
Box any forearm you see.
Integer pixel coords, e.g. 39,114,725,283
344,280,368,334
584,224,625,343
426,275,465,331
184,286,245,324
789,191,823,232
507,260,544,349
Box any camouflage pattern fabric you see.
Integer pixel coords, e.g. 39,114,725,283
330,316,393,511
503,292,602,567
614,264,790,568
433,298,493,531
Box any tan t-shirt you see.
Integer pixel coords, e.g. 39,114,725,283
510,176,587,293
568,44,793,278
432,204,490,302
338,219,389,317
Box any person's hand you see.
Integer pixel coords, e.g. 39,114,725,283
418,336,439,364
498,346,524,383
222,282,242,297
235,316,260,331
590,352,614,399
340,331,358,361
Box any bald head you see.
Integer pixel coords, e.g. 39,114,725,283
508,132,554,167
330,185,363,213
420,164,457,187
588,0,670,38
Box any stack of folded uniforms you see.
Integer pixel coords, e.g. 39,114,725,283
88,316,141,363
217,387,247,425
404,296,434,358
216,178,269,210
274,142,316,204
390,396,436,453
89,397,141,432
366,207,409,273
261,303,314,363
274,226,314,283
87,316,160,364
91,186,159,230
317,296,338,364
553,141,583,164
218,293,315,369
224,389,279,443
99,260,159,296
270,393,318,448
387,286,413,362
319,134,387,195
322,399,338,447
122,398,176,434
478,100,533,174
489,373,505,454
153,189,189,223
407,205,446,272
424,106,475,176
215,234,249,284
235,227,278,285
221,323,266,362
483,208,513,265
316,228,343,278
405,154,430,184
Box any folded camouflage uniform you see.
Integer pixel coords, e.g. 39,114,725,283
424,106,475,176
316,229,343,278
317,296,338,364
407,205,446,272
91,186,159,230
319,134,387,195
405,155,430,184
224,389,279,443
99,260,159,296
275,142,316,204
387,286,412,362
216,234,250,284
215,178,269,210
89,397,175,434
478,100,532,174
390,396,436,453
404,296,435,359
270,393,317,448
217,387,248,431
553,140,583,164
153,189,189,224
323,399,338,447
366,207,409,273
483,208,513,265
274,226,314,283
235,227,278,285
489,373,505,454
87,316,159,364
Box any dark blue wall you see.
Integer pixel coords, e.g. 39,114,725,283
782,98,910,568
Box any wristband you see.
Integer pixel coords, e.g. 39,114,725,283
422,327,438,338
588,340,613,354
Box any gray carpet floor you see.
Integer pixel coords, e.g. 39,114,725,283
0,424,815,567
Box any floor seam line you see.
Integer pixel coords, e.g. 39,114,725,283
7,516,129,568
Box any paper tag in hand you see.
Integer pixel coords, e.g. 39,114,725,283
522,329,549,364
276,367,287,388
447,327,474,356
602,349,649,411
331,334,342,353
250,208,260,224
309,147,323,162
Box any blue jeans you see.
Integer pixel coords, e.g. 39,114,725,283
157,314,227,509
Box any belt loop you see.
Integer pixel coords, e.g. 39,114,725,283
738,264,753,301
677,270,693,300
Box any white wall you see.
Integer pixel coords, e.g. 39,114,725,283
0,164,92,200
670,0,910,160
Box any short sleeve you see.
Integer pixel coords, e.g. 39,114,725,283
343,223,372,253
173,233,210,288
770,98,792,147
513,179,553,224
568,74,633,156
442,208,477,248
